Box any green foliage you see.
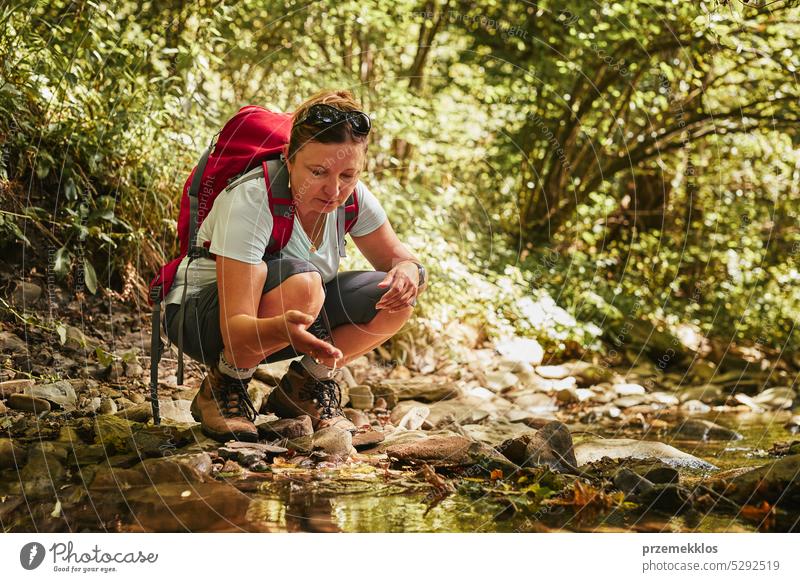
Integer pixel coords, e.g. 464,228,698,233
2,0,798,356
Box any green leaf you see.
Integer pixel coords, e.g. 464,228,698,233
83,259,97,294
56,324,67,345
53,247,72,277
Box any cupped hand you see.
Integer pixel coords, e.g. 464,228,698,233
279,310,342,363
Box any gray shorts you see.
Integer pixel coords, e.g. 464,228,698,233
164,257,390,365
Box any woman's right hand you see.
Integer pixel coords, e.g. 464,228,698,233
279,310,342,363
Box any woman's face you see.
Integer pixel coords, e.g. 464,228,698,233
285,140,365,214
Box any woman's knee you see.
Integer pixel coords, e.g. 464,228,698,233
259,266,324,317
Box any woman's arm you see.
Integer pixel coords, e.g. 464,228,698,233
351,220,427,292
352,220,427,313
216,256,341,367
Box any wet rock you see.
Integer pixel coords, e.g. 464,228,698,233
376,377,459,403
127,425,197,458
614,468,655,496
674,418,743,441
311,427,353,458
637,483,693,514
753,387,796,410
93,415,139,454
495,337,544,366
707,454,800,506
359,428,430,453
11,281,42,304
219,442,288,466
26,380,78,411
115,402,154,423
461,420,531,446
575,438,718,470
90,456,210,489
348,385,374,409
0,400,6,414
7,393,51,413
0,378,33,398
0,331,27,353
642,464,680,484
386,434,515,471
498,421,578,473
257,415,314,439
0,438,26,470
352,430,385,449
19,442,68,497
343,409,370,428
396,405,430,430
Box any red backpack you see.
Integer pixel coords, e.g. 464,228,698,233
146,105,360,424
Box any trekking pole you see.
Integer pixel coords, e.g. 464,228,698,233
148,285,163,425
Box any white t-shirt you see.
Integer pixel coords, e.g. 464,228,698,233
164,168,388,305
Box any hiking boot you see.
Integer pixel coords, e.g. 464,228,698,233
266,360,356,432
190,363,259,442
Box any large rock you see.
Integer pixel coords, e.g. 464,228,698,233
12,281,42,304
0,378,34,398
157,399,195,424
498,421,578,473
372,377,459,403
386,434,516,470
495,338,544,366
311,427,353,458
674,418,743,441
575,438,718,470
390,399,487,428
460,420,532,447
706,454,800,506
25,380,78,411
0,438,26,470
0,331,27,353
257,415,313,439
7,393,51,413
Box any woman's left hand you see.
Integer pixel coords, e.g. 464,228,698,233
375,262,419,313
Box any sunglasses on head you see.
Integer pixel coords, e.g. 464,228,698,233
294,103,372,136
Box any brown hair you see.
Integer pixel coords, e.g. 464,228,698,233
288,89,370,162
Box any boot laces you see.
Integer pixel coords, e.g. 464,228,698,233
299,376,344,420
216,376,258,422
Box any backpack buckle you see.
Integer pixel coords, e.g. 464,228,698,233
149,284,163,303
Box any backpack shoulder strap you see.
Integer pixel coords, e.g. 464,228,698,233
264,157,295,258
